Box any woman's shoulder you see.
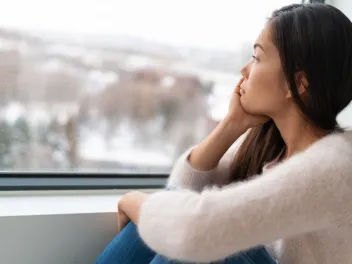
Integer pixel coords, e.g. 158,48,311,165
279,130,352,177
312,130,352,153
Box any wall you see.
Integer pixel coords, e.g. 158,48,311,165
0,212,117,264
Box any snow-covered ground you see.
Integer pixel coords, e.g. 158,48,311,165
79,134,173,168
0,102,176,170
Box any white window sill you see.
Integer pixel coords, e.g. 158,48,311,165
0,189,156,217
0,191,121,216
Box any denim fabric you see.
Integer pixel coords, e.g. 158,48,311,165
149,246,277,264
94,221,277,264
95,221,155,264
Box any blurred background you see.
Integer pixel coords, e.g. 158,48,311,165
0,0,348,173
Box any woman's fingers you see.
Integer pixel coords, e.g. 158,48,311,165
236,76,245,87
234,77,245,94
117,210,130,232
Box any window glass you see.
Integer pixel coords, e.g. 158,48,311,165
0,0,333,173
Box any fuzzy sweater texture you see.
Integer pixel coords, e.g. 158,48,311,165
138,131,352,263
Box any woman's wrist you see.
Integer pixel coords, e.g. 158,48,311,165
220,116,247,143
189,116,244,171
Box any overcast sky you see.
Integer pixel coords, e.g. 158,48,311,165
0,0,299,51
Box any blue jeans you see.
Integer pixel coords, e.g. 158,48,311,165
94,221,277,264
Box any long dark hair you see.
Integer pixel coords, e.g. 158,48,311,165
231,3,352,182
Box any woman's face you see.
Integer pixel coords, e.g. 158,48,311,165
239,25,290,117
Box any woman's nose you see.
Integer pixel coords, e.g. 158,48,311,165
240,63,250,78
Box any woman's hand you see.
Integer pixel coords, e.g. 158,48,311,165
117,191,150,231
226,77,270,131
117,209,130,232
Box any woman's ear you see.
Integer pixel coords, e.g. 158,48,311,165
297,71,309,94
285,71,308,99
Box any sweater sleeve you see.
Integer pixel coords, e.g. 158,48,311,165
167,134,246,191
138,132,352,263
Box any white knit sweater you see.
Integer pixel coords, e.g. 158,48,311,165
138,131,352,263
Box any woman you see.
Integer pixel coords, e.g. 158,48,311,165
96,3,352,264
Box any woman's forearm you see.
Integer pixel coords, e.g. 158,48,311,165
188,117,244,171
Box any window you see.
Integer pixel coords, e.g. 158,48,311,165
2,0,344,177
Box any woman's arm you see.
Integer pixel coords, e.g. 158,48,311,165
167,117,246,191
138,132,352,263
168,76,269,191
118,119,245,230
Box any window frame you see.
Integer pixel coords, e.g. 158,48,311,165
0,172,168,191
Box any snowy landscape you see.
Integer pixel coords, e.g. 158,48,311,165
0,27,350,173
0,27,246,172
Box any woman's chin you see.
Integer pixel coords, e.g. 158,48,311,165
240,98,262,115
239,96,251,111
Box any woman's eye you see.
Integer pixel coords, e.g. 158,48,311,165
252,55,259,62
